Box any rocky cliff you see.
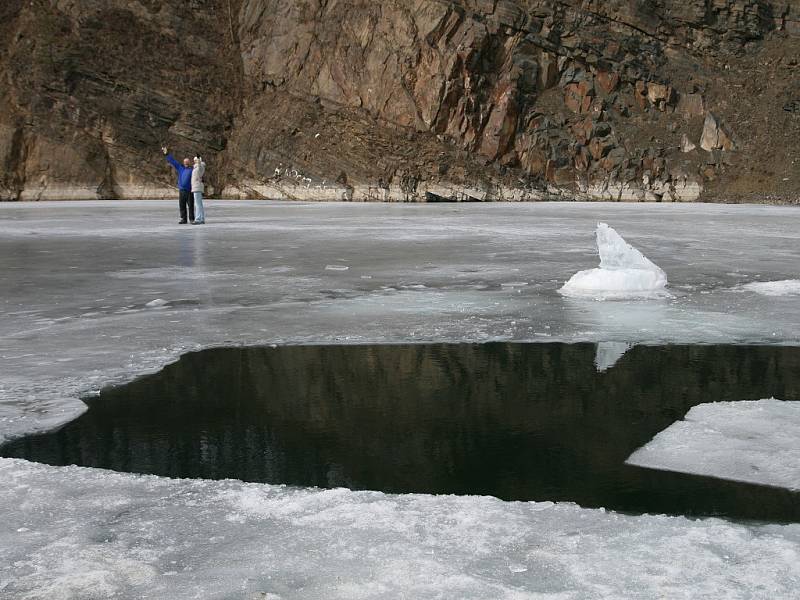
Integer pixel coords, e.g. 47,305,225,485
1,0,799,202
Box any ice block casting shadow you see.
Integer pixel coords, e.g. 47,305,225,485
2,343,799,522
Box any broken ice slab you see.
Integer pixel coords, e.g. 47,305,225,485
627,399,800,491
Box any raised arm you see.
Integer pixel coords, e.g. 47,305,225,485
165,154,182,172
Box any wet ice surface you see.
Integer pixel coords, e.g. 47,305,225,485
2,458,800,600
2,200,800,598
628,399,800,491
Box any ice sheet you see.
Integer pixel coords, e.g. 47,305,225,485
627,399,800,490
2,457,799,600
560,223,668,299
2,201,800,443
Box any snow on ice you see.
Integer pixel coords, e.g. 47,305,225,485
1,457,800,600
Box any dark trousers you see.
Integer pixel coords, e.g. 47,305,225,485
179,189,195,222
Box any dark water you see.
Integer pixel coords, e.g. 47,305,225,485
2,343,799,521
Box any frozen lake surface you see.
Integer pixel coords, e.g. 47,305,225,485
1,200,800,598
2,200,799,442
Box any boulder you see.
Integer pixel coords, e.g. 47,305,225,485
593,122,613,138
646,83,675,110
681,133,697,153
560,65,586,87
700,112,736,152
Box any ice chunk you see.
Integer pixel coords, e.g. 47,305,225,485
595,222,662,272
594,341,632,372
627,399,800,490
560,223,668,299
740,280,800,297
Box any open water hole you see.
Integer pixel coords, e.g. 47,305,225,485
2,343,799,522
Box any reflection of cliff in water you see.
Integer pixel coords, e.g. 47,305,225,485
3,343,800,521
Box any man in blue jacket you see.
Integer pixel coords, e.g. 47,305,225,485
162,146,194,224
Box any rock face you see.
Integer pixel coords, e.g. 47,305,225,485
1,0,800,202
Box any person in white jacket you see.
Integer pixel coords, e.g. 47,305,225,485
191,156,206,224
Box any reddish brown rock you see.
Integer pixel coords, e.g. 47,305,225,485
572,118,594,144
479,82,519,160
634,81,649,110
596,71,620,94
564,81,595,114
